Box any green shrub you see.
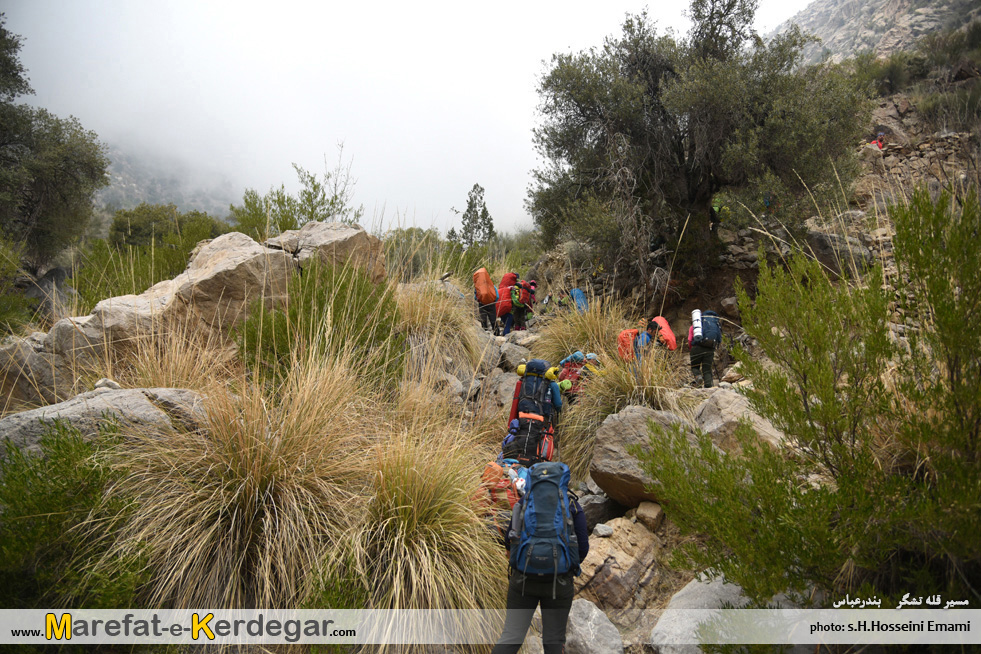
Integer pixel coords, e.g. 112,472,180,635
632,188,981,607
0,235,32,334
0,420,144,609
71,213,220,313
237,258,405,384
916,83,981,132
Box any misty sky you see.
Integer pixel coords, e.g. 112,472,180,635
4,0,814,235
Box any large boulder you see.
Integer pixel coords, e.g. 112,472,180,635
265,221,385,284
693,389,786,451
1,223,388,406
177,231,296,331
500,343,531,372
0,333,70,405
566,598,624,654
590,406,686,506
0,387,207,457
576,516,659,610
649,575,810,654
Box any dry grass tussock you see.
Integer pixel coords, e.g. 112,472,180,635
96,343,372,609
532,297,635,366
397,283,482,380
336,426,506,618
108,318,242,391
559,351,687,482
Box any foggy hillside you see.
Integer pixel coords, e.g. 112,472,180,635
96,144,240,220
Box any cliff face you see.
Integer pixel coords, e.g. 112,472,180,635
771,0,981,63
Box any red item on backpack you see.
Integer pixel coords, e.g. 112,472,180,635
617,328,639,361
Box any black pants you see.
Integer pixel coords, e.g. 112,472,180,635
479,302,499,335
690,343,716,388
491,571,574,654
512,305,529,330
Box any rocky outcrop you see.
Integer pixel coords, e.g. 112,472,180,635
264,220,386,283
0,223,384,406
576,516,660,610
649,575,810,654
590,406,686,507
478,369,519,419
0,387,206,457
770,0,980,65
693,389,786,451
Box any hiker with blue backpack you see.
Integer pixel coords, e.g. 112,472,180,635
491,461,590,654
688,309,722,387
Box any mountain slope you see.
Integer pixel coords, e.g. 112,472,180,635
772,0,981,63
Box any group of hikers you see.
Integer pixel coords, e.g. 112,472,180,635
473,268,538,336
472,270,726,652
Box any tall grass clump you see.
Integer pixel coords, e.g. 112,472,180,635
238,258,405,384
0,421,145,609
97,344,370,609
634,187,981,606
560,351,686,481
531,296,631,366
324,429,504,625
397,283,482,379
0,236,33,335
108,317,241,391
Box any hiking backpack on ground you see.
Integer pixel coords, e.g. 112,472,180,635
473,268,497,305
617,328,639,361
508,461,581,597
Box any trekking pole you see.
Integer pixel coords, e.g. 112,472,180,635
659,213,692,317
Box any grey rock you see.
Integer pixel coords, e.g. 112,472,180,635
593,523,614,538
590,406,686,507
566,599,624,654
579,493,625,532
650,575,810,654
694,389,786,451
500,343,531,372
0,388,206,458
806,230,873,277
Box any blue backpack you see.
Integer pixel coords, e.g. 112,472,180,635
695,310,722,347
508,461,580,597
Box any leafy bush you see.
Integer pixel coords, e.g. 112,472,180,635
0,421,144,609
237,258,405,384
107,203,228,248
916,83,981,133
633,188,981,606
850,50,928,96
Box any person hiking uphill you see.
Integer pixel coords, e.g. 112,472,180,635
617,320,659,363
511,279,535,331
498,272,518,335
505,360,567,466
491,461,590,654
474,267,499,335
688,309,722,387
